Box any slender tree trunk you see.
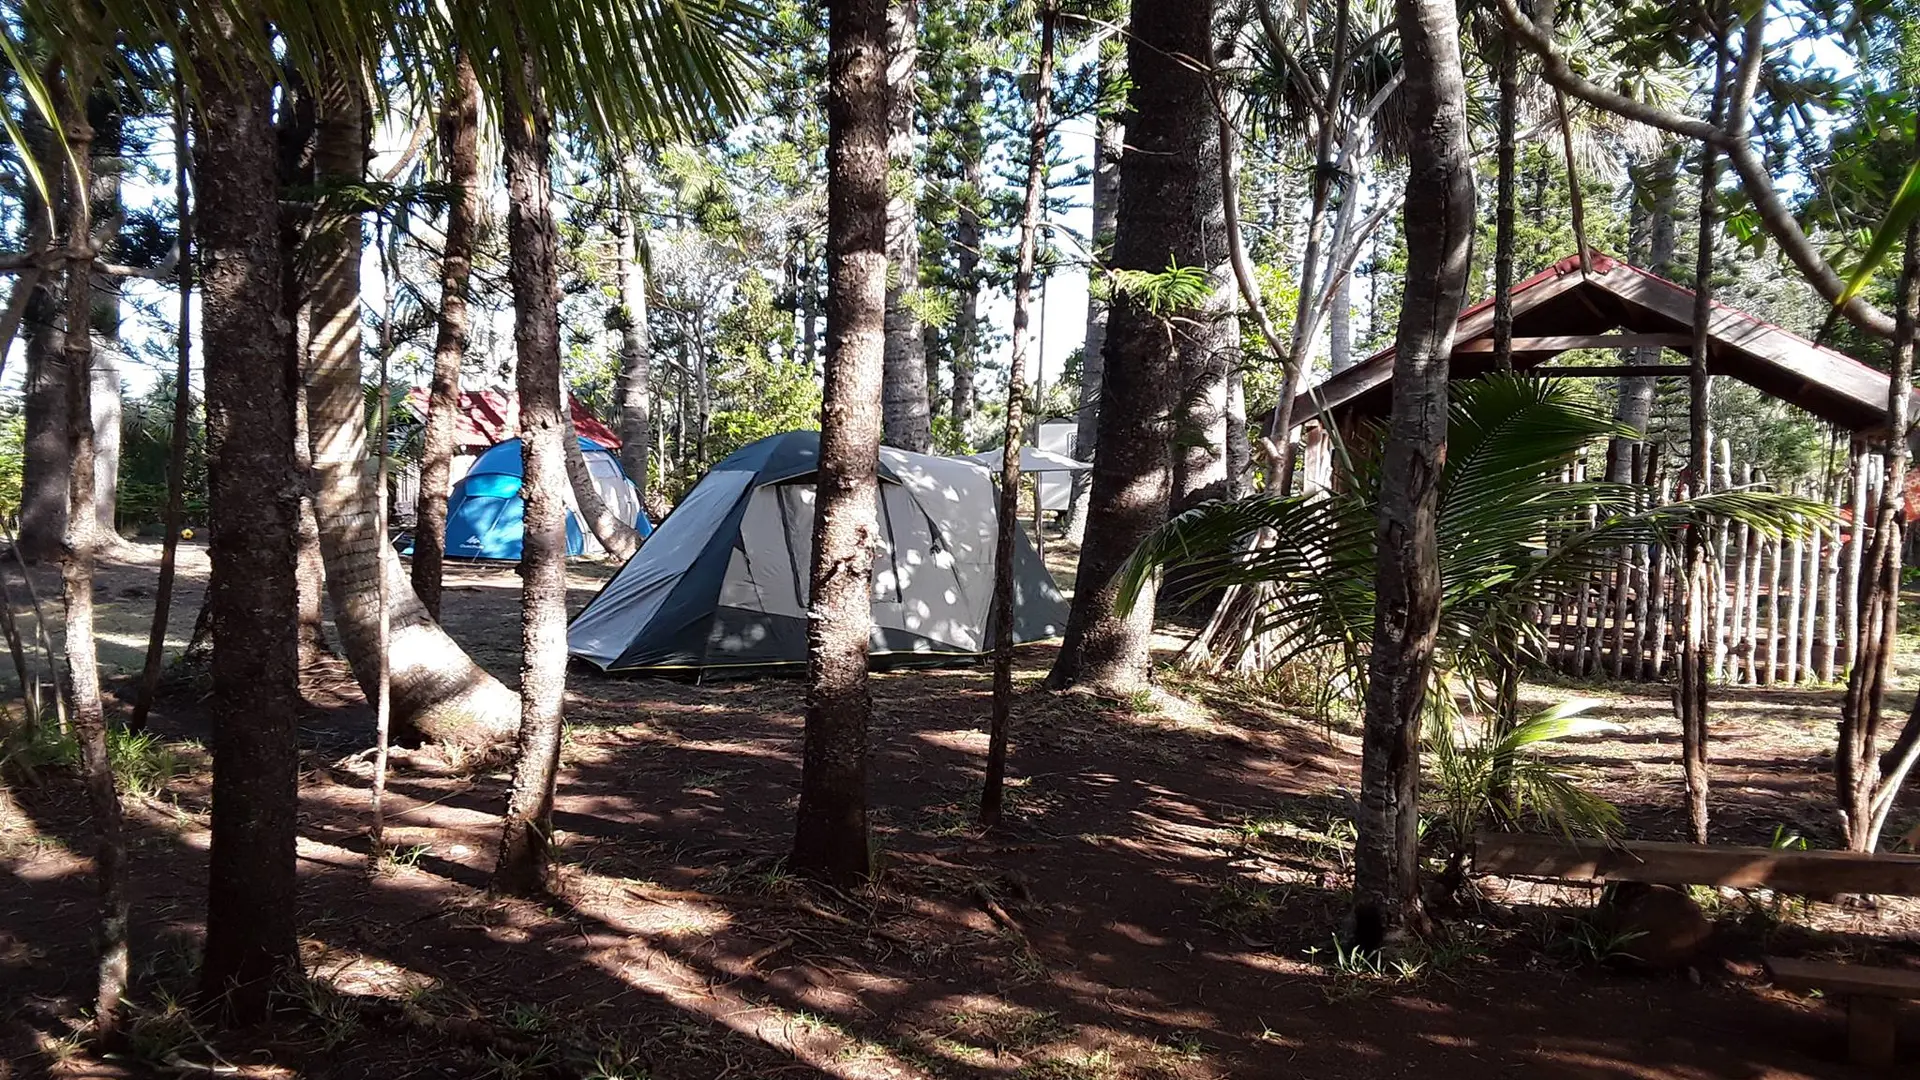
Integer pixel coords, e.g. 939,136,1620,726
1173,70,1232,514
1067,43,1122,541
982,3,1055,831
561,409,641,559
57,59,130,1037
413,52,480,622
1351,0,1474,949
1491,30,1516,375
307,69,518,752
191,39,302,1018
130,83,195,733
615,198,651,503
1837,222,1920,851
20,128,69,566
1266,0,1352,484
1045,0,1211,697
1677,27,1732,847
276,72,329,667
881,0,930,452
1226,366,1251,499
949,74,984,427
494,46,570,895
88,90,124,547
792,0,888,886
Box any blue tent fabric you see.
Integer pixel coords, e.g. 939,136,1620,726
440,437,651,561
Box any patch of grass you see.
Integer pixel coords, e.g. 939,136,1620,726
942,1005,1066,1054
584,1036,652,1080
125,990,209,1068
1304,937,1428,1003
1554,919,1648,967
2,724,184,798
1018,1049,1121,1080
1201,879,1284,933
499,1002,553,1035
377,843,432,874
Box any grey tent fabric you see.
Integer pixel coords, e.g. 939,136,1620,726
567,430,1071,675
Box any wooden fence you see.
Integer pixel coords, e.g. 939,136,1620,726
1543,437,1893,686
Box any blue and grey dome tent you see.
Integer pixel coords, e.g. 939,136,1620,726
567,430,1068,675
441,437,652,561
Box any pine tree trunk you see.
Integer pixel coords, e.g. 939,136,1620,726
1678,41,1731,847
1837,217,1919,851
792,0,888,886
413,52,480,622
1351,0,1474,949
1610,149,1677,480
1067,43,1122,541
130,81,196,732
307,68,518,752
982,2,1055,830
1045,0,1211,697
881,0,930,452
20,196,69,563
89,90,125,546
191,40,302,1018
276,74,329,666
562,411,640,558
57,61,130,1036
615,199,651,503
1490,28,1517,377
949,73,983,427
494,47,571,895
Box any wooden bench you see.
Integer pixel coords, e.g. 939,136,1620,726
1766,956,1920,1066
1473,832,1920,896
1477,832,1920,1067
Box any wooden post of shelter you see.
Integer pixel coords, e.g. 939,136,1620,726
1609,443,1644,678
1728,462,1753,683
1710,438,1734,682
1572,461,1594,676
1648,456,1674,680
1634,446,1664,679
1799,493,1822,682
1841,440,1870,670
1784,519,1805,685
1742,483,1765,685
1821,478,1843,682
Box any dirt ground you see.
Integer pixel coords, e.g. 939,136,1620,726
4,540,1920,1079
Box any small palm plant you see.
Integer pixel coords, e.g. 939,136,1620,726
1118,375,1827,698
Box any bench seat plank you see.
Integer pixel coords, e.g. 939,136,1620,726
1767,957,1920,999
1474,832,1920,896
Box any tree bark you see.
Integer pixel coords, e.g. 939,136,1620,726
1045,0,1211,697
1173,68,1232,515
1609,148,1678,480
561,407,641,558
881,0,930,452
130,81,196,733
191,38,303,1019
413,52,480,622
307,68,519,752
1067,43,1122,542
615,198,651,503
792,0,888,886
276,71,329,667
1837,207,1920,851
982,2,1055,831
494,45,571,896
1491,29,1516,375
89,89,124,546
1677,16,1734,847
57,58,130,1036
1351,0,1474,949
949,73,984,427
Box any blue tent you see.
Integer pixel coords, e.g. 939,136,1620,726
441,437,652,560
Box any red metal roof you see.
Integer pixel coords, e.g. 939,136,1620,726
402,388,622,450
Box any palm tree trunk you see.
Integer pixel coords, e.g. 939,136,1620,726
494,45,570,895
130,81,195,733
57,59,130,1036
792,0,888,886
881,0,930,452
982,1,1055,831
614,197,651,505
308,67,518,752
190,37,302,1018
1067,44,1121,542
1350,0,1474,949
413,51,480,622
1045,0,1211,697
